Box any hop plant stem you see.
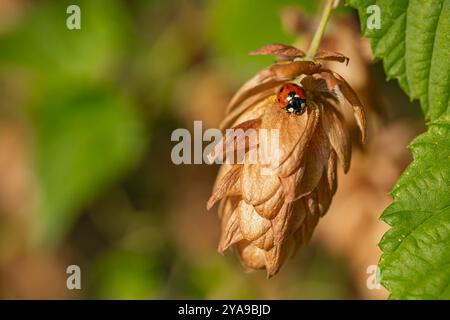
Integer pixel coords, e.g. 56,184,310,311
306,0,336,59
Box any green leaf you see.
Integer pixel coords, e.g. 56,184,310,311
34,89,145,245
379,115,450,299
347,0,450,121
347,0,450,299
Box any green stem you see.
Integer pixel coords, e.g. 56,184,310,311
306,0,336,59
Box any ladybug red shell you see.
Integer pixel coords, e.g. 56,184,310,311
277,83,307,115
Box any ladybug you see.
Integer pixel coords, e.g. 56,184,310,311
277,83,307,115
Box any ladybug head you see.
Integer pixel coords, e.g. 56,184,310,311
285,93,306,115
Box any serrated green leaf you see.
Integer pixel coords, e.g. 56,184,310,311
378,115,450,299
348,0,450,300
347,0,450,120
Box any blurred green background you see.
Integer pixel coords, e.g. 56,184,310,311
0,0,421,299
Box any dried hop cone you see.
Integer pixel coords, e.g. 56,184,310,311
207,44,367,277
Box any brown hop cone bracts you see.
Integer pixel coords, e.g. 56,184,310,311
207,44,366,277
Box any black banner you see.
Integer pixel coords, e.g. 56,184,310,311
0,300,443,319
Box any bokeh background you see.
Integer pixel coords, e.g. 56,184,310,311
0,0,424,299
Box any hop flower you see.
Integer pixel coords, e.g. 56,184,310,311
207,44,366,277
